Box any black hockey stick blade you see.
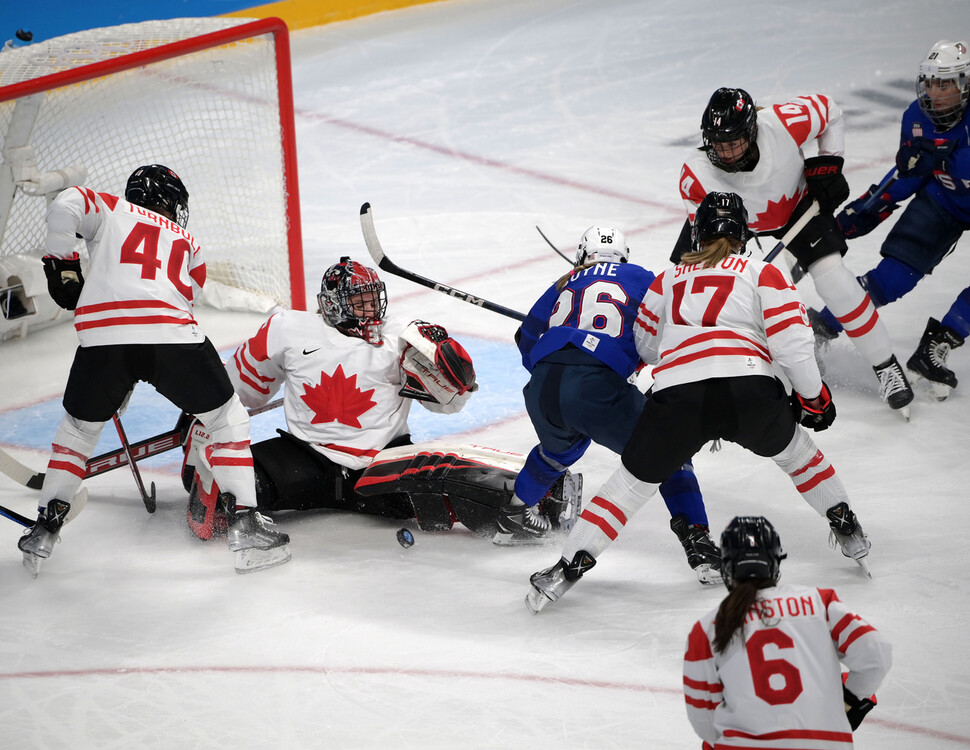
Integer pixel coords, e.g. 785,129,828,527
535,226,575,266
360,203,527,322
0,502,33,528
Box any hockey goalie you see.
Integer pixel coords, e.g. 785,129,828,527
182,256,581,543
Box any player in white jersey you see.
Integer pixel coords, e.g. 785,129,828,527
17,165,290,576
684,516,892,749
526,193,871,614
673,88,914,416
183,257,576,543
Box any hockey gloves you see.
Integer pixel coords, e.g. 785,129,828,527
895,136,956,179
42,255,84,310
791,382,836,432
836,185,899,239
803,155,850,215
399,320,477,406
843,685,877,731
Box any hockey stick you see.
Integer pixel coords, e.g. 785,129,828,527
0,488,88,529
763,200,820,264
859,169,898,213
0,447,44,489
112,412,157,514
535,226,575,266
2,398,284,491
360,203,527,323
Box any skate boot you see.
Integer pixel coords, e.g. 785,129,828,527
670,515,723,586
18,498,72,578
525,550,596,614
225,495,291,573
826,502,871,577
493,472,582,546
808,307,841,344
906,317,963,401
873,355,914,419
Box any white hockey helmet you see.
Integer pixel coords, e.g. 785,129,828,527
576,226,629,265
916,40,969,130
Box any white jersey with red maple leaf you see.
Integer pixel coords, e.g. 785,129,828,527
45,186,206,347
229,310,444,470
683,582,892,749
678,95,845,232
634,254,822,399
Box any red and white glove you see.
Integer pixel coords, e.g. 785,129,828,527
399,320,477,406
791,382,836,432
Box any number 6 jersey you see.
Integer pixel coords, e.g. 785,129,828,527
683,582,892,749
45,186,206,347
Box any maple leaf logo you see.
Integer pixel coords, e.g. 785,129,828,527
753,193,803,231
301,365,377,428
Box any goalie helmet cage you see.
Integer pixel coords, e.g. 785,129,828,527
0,17,305,314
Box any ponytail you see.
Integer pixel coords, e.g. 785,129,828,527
713,578,774,653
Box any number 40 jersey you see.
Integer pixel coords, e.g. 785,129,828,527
517,261,655,378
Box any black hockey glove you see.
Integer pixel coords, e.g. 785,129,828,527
42,255,84,310
895,136,956,179
836,185,898,239
803,155,850,215
791,382,836,432
843,685,877,731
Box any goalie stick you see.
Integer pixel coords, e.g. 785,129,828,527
360,203,527,323
0,398,283,491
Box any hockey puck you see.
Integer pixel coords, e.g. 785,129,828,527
396,528,415,548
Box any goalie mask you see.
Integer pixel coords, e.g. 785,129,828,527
701,88,759,172
125,164,190,228
576,226,629,265
916,40,969,131
691,191,752,253
719,516,786,591
318,257,388,345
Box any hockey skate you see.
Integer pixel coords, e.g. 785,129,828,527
670,515,723,586
18,498,72,578
808,307,840,344
906,317,963,402
826,502,871,578
873,355,914,420
225,497,291,574
525,550,596,614
493,472,582,546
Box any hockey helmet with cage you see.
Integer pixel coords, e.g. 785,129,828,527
719,516,786,591
125,164,190,228
916,40,969,131
318,257,388,345
576,226,630,265
691,191,752,253
701,88,759,172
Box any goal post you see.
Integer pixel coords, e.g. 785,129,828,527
0,17,305,340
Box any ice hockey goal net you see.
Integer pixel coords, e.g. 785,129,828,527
0,17,304,318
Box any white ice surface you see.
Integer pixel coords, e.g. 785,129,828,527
1,1,969,747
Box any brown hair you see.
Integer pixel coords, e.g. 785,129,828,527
555,261,599,291
679,236,742,269
712,579,775,653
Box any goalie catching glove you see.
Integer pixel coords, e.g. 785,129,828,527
791,382,836,432
399,320,477,407
42,255,84,310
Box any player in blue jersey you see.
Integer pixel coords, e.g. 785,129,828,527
811,40,969,401
495,226,720,585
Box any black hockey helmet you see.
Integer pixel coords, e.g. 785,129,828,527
701,88,759,171
720,516,786,591
691,191,752,252
318,256,388,345
125,164,190,228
